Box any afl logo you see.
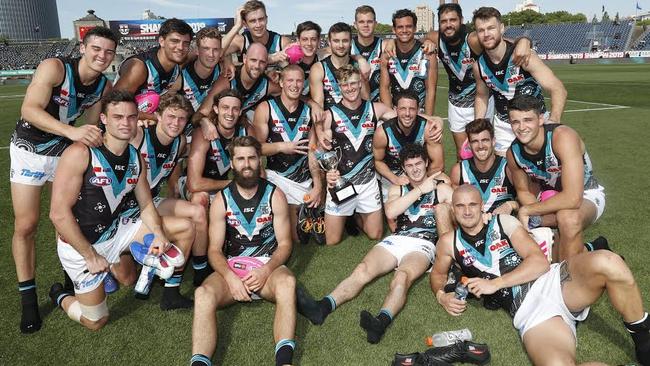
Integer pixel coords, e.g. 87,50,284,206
90,176,112,186
463,254,476,266
53,96,69,107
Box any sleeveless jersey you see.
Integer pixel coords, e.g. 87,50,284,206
510,124,599,192
438,30,478,108
453,215,535,316
203,125,248,180
477,41,546,121
230,67,270,113
381,116,427,177
459,156,515,213
221,179,278,258
182,62,221,111
395,185,440,243
11,57,107,157
72,144,140,245
387,40,427,108
116,47,180,97
298,56,317,97
351,36,383,102
265,97,312,183
320,56,358,109
242,29,282,56
121,126,182,219
329,101,377,185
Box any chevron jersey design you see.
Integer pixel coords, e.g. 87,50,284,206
453,215,535,316
265,97,312,183
242,29,282,55
203,125,248,180
510,124,599,192
395,185,440,243
329,101,377,185
438,30,478,108
459,156,514,213
387,40,427,108
221,179,278,258
116,47,180,97
230,67,270,113
11,57,107,157
477,41,545,121
381,116,427,177
351,36,383,101
72,144,140,245
182,62,221,111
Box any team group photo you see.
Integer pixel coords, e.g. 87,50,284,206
1,0,650,364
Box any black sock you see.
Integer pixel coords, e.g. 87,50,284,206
63,270,74,292
18,279,42,333
319,296,334,317
625,313,650,364
192,256,212,286
275,340,295,366
360,310,388,344
161,273,193,310
585,236,610,252
377,310,393,328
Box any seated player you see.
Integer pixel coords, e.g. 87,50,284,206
431,184,650,366
253,65,323,242
318,65,398,246
506,96,606,260
184,90,251,206
191,137,298,366
120,93,210,291
48,91,195,330
298,144,453,344
449,118,516,214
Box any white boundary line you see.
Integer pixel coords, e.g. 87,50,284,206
0,94,26,99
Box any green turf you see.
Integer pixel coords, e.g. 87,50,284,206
1,63,649,365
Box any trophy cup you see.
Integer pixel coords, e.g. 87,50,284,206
317,148,358,204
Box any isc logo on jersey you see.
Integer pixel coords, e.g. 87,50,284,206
90,176,112,186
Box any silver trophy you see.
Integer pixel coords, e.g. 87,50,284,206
316,148,358,204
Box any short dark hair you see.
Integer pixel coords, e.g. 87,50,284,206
399,143,428,166
355,5,376,21
394,91,419,106
297,21,322,38
438,3,463,20
465,118,494,138
82,26,119,47
157,93,193,117
228,135,261,158
159,18,194,39
213,89,242,107
328,22,352,39
101,90,135,114
392,9,417,28
507,95,544,116
472,7,502,25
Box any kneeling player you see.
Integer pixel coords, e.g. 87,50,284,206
431,185,650,366
298,144,453,344
48,91,195,330
191,137,298,366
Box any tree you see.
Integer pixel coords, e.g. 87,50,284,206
602,11,610,22
592,14,599,23
503,9,545,27
374,23,393,34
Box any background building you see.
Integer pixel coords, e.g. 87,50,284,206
515,0,541,13
0,0,61,40
414,4,434,32
73,10,106,41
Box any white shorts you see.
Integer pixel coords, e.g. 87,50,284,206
266,169,312,206
380,177,392,203
325,178,382,216
177,175,219,203
9,143,59,185
583,185,606,223
447,97,495,133
57,218,143,294
248,256,271,301
375,235,435,266
513,262,589,339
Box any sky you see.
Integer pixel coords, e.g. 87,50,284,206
57,0,645,38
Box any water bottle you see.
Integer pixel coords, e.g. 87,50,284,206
134,265,156,298
454,276,469,301
426,328,473,347
417,53,429,78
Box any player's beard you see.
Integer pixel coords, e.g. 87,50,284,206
233,166,261,189
440,24,465,44
485,35,502,51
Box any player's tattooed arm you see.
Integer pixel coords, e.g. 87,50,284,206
559,261,572,289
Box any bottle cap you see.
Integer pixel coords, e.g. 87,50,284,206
460,276,469,285
303,194,311,202
425,336,433,347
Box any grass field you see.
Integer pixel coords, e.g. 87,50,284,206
1,63,649,366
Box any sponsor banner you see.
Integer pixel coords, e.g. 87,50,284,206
109,18,234,40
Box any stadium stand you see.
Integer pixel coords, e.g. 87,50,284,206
504,21,634,53
0,40,78,70
632,29,650,50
